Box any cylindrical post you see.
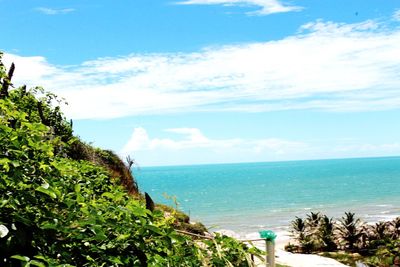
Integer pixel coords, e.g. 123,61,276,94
266,240,275,267
259,230,276,267
265,239,268,267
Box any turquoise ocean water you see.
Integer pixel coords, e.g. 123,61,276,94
135,157,400,235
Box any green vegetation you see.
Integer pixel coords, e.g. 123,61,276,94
0,52,263,266
286,211,400,266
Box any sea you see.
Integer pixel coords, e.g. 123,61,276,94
135,156,400,237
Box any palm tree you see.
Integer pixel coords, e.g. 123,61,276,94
290,217,314,253
318,215,337,251
306,212,321,228
358,224,371,251
389,217,400,239
306,212,322,237
305,212,325,251
336,212,363,251
370,221,389,240
291,217,307,242
360,221,390,254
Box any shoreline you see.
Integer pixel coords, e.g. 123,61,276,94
205,205,400,239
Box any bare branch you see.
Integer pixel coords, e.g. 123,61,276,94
0,62,15,98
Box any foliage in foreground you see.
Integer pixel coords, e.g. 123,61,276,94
0,53,262,266
287,211,400,267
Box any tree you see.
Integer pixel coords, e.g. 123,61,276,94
290,217,314,253
318,215,337,251
389,217,400,239
336,212,363,251
306,212,322,229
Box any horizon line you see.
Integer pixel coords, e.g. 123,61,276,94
135,154,400,169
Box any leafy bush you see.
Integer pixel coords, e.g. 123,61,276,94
365,239,400,267
203,233,263,267
7,85,73,143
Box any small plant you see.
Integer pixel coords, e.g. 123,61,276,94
203,233,264,267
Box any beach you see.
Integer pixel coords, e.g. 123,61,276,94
136,157,400,266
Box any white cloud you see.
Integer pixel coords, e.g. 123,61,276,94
393,9,400,21
2,54,60,83
3,18,400,120
122,127,306,155
120,127,400,165
36,7,75,15
122,127,241,152
175,0,302,15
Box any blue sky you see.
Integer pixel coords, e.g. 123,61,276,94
2,0,400,166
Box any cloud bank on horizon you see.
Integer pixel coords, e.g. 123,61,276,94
120,126,400,166
121,127,311,165
4,14,400,121
175,0,303,15
122,127,305,153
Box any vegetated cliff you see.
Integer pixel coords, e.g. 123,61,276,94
0,53,262,266
67,139,139,196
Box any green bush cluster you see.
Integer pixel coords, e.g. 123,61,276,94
0,53,262,266
287,211,400,266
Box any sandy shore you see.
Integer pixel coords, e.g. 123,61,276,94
274,249,349,267
262,233,348,267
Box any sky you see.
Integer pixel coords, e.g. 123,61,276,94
1,0,400,166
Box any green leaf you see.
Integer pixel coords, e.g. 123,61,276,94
101,192,115,199
74,184,81,194
11,255,30,262
40,223,59,230
116,233,130,241
145,225,163,235
11,161,21,167
109,257,124,265
29,260,46,267
0,158,10,172
168,231,186,242
35,185,57,199
0,199,8,208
